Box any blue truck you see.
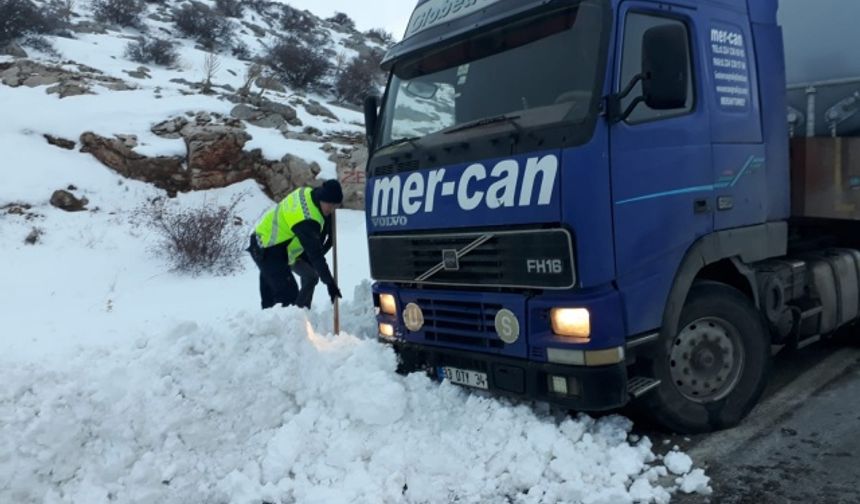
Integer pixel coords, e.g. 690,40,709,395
362,0,860,433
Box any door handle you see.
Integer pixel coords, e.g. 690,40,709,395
694,199,710,214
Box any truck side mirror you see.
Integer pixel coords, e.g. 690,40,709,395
641,24,689,110
364,95,380,152
405,81,439,100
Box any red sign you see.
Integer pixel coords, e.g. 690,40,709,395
340,168,365,185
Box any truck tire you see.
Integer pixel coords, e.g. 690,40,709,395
642,281,771,433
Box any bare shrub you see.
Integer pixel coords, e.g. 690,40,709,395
201,52,220,93
174,2,232,50
24,227,44,245
327,12,354,30
231,40,250,60
138,195,246,276
266,37,330,90
214,0,241,18
239,62,262,96
333,51,347,74
335,51,384,105
280,5,315,32
21,35,60,57
254,67,277,97
125,37,178,66
245,0,268,15
365,28,394,45
56,0,74,24
0,0,59,44
92,0,145,27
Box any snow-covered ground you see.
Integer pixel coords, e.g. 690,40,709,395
0,303,711,504
1,2,712,502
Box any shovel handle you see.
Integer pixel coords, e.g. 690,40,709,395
332,209,340,334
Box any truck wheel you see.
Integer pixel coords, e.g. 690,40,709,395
643,282,771,433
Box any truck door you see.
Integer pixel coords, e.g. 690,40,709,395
609,3,713,336
706,6,767,230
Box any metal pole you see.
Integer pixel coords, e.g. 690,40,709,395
806,86,817,138
332,209,340,334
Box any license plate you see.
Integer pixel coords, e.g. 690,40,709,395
438,366,489,390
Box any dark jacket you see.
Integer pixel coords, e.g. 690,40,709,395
291,189,335,286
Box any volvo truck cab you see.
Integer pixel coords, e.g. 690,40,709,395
364,0,860,433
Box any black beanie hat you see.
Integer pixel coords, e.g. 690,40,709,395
317,179,344,204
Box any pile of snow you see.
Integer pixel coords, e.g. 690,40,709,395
663,451,711,496
664,451,693,476
1,307,710,504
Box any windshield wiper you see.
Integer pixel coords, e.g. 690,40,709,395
443,114,523,135
377,136,421,151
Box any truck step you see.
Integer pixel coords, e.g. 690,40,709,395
796,334,822,350
628,376,661,398
799,306,824,321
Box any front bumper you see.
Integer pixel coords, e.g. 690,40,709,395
391,340,629,412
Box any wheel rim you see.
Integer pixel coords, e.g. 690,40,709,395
669,317,745,403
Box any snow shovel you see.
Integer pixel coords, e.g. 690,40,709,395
332,209,340,334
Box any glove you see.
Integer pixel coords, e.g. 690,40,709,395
327,283,343,303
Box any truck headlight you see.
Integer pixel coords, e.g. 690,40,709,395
379,323,395,339
550,308,591,339
379,294,397,315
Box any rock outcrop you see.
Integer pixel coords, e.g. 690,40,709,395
227,95,302,129
257,154,322,201
0,42,28,59
333,146,368,210
50,189,89,212
304,100,338,120
80,126,327,204
0,60,134,98
79,133,187,195
184,124,255,190
44,135,76,150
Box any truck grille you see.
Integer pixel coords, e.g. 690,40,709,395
373,159,419,177
370,228,575,289
398,289,528,358
419,298,505,350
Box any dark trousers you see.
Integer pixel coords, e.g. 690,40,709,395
292,256,320,309
248,236,298,309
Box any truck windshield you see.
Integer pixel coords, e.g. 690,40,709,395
377,3,605,150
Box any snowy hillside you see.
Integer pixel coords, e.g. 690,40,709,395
1,1,711,502
1,0,384,211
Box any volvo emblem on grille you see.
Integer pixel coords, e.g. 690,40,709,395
442,249,459,271
415,233,495,282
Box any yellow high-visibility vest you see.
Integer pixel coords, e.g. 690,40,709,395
254,187,324,264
